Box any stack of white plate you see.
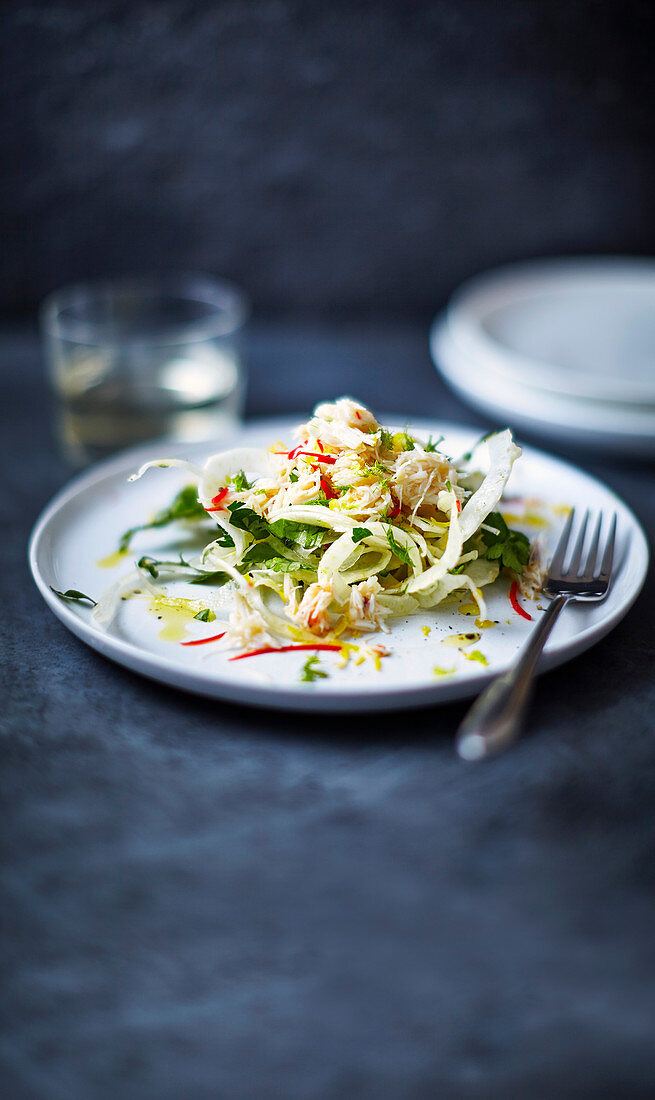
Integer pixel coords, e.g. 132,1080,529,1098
431,257,655,456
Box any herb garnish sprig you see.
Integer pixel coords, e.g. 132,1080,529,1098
300,655,328,682
481,512,531,574
119,485,207,552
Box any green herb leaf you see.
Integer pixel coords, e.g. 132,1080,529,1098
260,557,312,574
188,570,231,587
136,554,231,587
137,556,160,578
231,470,252,491
362,460,391,488
352,527,372,543
379,428,394,452
193,607,216,622
119,485,206,551
385,526,413,568
269,519,325,549
300,655,328,682
213,528,236,548
289,471,299,483
226,501,271,540
50,587,97,607
425,434,444,453
240,540,291,567
481,512,531,575
401,429,415,451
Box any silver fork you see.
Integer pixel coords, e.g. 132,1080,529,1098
456,509,617,761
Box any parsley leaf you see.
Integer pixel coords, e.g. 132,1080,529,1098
193,608,215,622
240,540,295,568
119,485,206,551
385,526,413,568
226,501,270,540
259,557,310,574
289,471,299,483
300,655,328,682
213,529,236,548
481,512,531,574
352,527,372,543
268,519,325,549
189,571,231,587
231,470,252,491
137,555,160,578
136,554,231,587
50,587,97,607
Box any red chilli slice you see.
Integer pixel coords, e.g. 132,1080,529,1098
509,581,532,621
320,476,339,500
298,451,337,464
229,643,342,662
206,487,230,512
181,631,226,647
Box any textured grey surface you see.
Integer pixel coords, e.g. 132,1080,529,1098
2,324,655,1099
3,0,655,319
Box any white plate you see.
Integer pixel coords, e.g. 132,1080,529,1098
446,257,655,406
29,418,649,713
432,318,655,457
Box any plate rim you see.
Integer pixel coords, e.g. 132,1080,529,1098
29,416,650,713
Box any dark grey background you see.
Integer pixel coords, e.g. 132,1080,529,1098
3,0,655,320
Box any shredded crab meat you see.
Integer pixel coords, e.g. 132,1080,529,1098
289,581,335,635
347,577,391,633
301,398,380,454
518,540,547,600
223,592,277,650
392,447,458,515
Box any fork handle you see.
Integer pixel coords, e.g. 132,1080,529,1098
456,594,570,760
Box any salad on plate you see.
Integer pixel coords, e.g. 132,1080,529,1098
73,398,544,671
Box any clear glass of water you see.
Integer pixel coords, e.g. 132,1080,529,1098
40,273,250,465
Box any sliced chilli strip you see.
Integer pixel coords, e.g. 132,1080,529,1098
181,631,227,647
283,443,336,464
229,643,342,661
509,580,532,621
295,451,336,464
320,476,339,500
206,487,230,512
386,504,401,519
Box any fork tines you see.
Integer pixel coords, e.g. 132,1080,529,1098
549,508,617,581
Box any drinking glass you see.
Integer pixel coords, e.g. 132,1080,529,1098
40,272,250,465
